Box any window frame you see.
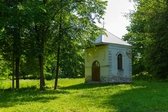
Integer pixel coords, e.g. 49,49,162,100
117,53,123,70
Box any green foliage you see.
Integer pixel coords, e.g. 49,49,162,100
124,0,168,79
49,0,107,80
0,79,168,112
0,55,11,79
0,0,107,89
133,72,153,81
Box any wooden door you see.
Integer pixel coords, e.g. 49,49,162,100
92,61,100,81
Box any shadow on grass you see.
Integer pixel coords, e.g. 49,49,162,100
60,82,121,90
102,81,168,112
0,86,69,108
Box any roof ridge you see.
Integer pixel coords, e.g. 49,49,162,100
106,31,122,40
94,30,131,46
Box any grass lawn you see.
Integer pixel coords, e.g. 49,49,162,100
0,78,168,112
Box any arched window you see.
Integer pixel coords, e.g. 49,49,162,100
117,54,123,70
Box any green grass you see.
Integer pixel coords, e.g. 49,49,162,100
0,79,168,112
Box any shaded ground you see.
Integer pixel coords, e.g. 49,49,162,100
0,79,168,112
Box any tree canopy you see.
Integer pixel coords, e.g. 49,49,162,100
124,0,168,79
0,0,107,89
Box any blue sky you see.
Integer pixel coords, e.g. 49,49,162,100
103,0,134,38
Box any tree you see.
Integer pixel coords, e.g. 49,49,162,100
25,0,60,90
52,0,107,89
0,0,26,89
124,0,168,79
0,0,107,90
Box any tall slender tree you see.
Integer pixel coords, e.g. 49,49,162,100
53,0,107,89
0,0,24,89
26,0,61,90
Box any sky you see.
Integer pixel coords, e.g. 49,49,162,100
103,0,134,38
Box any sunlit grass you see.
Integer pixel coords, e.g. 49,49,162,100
0,79,168,112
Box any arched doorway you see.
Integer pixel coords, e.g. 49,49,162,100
92,60,100,81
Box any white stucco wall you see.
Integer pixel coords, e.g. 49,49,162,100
108,44,132,82
85,44,132,83
85,45,109,82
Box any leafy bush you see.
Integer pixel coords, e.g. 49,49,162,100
133,72,153,80
45,72,54,80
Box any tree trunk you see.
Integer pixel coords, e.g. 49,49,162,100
54,0,63,90
15,56,20,89
12,53,15,89
13,26,21,89
39,54,45,90
35,25,45,90
54,43,60,89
